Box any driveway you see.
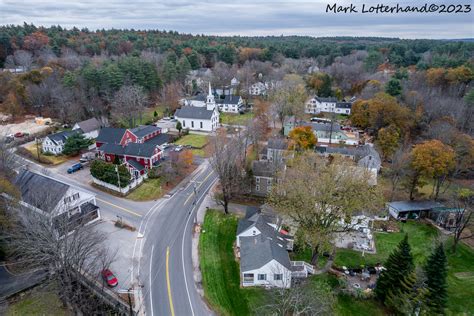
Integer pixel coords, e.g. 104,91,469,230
0,266,47,298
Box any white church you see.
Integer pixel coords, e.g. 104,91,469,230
175,83,220,132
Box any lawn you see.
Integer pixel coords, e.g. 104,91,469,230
175,134,208,148
119,105,167,127
199,210,266,316
24,143,70,165
7,286,68,316
334,220,474,315
220,112,254,125
126,178,162,201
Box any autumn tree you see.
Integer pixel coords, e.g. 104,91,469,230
411,140,456,200
22,31,49,51
377,124,400,160
448,188,473,253
288,126,317,151
268,152,384,265
112,84,148,128
307,73,332,97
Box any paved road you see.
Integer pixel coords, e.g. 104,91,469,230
140,161,217,316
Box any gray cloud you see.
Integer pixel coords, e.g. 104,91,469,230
0,0,472,38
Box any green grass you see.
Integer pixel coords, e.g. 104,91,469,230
126,178,162,201
334,221,474,315
7,287,68,316
175,134,208,148
199,210,266,316
336,294,386,316
220,112,254,125
120,105,166,127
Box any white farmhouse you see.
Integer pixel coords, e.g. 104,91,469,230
42,130,77,155
306,96,354,115
217,95,244,113
249,82,267,96
175,83,219,132
72,117,103,139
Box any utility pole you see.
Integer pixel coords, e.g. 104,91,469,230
115,165,121,189
35,137,41,161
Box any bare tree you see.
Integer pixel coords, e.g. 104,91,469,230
210,130,246,214
112,84,148,128
4,195,117,314
13,50,33,71
448,189,473,253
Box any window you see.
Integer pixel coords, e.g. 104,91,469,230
256,185,260,191
200,122,203,129
258,274,266,281
267,179,272,185
64,197,71,203
274,274,283,281
72,193,80,200
191,121,194,128
183,120,186,127
255,177,260,183
243,273,254,283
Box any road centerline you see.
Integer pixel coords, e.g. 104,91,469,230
166,247,175,316
96,198,142,217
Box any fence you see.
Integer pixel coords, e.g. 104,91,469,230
92,174,147,195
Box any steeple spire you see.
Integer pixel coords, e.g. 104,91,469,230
208,81,212,96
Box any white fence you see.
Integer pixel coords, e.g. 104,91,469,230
92,174,147,194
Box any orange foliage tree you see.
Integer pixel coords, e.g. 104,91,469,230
288,126,317,151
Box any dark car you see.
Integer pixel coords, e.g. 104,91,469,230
67,163,83,174
101,269,118,287
14,132,24,138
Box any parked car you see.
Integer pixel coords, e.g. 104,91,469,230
101,269,118,287
14,132,24,138
174,145,183,152
67,163,83,174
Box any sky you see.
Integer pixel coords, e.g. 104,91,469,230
0,0,473,39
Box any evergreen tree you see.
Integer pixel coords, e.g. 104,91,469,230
385,78,402,96
385,271,428,315
424,243,448,315
62,133,93,156
375,234,414,303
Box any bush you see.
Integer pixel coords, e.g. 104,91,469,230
90,160,131,188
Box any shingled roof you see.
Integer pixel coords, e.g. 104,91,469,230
130,125,161,138
240,235,292,271
46,130,77,145
99,142,157,158
14,169,70,213
96,127,126,144
175,106,214,120
74,117,102,133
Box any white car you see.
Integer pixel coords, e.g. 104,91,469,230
174,145,183,152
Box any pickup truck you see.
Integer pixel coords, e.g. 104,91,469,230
67,163,83,174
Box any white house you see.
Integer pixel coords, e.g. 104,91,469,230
217,95,244,113
72,117,103,139
13,169,100,233
249,82,267,96
305,96,354,115
175,83,220,132
42,130,77,155
240,235,293,288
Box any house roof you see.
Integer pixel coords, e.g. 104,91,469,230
96,127,126,144
240,235,292,271
14,169,70,213
175,106,214,120
252,160,275,178
75,117,102,133
356,144,381,170
268,138,288,150
131,125,161,138
309,122,342,132
217,95,241,105
336,102,352,109
144,133,171,146
46,130,77,145
99,142,158,158
126,159,146,172
316,146,357,156
314,96,337,103
387,200,444,213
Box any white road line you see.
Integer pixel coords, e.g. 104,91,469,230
149,245,155,316
181,175,217,316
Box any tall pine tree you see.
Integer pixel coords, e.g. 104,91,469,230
385,270,428,315
424,243,448,315
375,234,414,303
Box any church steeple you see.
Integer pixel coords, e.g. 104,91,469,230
206,82,216,110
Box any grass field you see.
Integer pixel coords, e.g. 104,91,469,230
7,287,68,316
199,210,266,316
25,143,70,165
334,220,474,315
175,134,208,148
220,112,254,125
126,178,162,201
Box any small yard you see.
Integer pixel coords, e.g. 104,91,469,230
199,210,266,316
7,286,69,316
22,143,70,165
126,178,162,201
220,112,254,125
175,134,208,148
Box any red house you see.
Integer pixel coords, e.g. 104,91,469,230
96,126,168,177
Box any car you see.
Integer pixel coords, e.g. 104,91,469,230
101,269,118,287
67,163,83,174
14,132,24,138
174,145,183,152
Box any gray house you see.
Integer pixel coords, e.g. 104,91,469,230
42,130,78,155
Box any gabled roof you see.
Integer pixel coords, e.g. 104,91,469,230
75,117,102,133
336,102,352,109
14,169,70,213
314,96,337,103
99,142,158,158
144,133,171,146
175,106,214,120
126,159,145,172
96,127,126,144
309,122,342,132
240,235,292,271
252,160,275,178
387,200,444,212
217,95,242,105
46,130,77,145
131,125,161,138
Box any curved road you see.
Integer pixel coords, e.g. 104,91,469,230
139,162,217,316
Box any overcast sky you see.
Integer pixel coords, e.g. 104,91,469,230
1,0,473,39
